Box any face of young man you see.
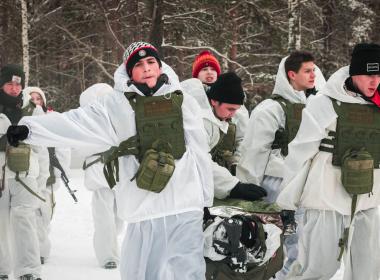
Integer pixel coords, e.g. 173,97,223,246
210,99,241,121
30,92,44,107
352,74,380,98
2,82,22,97
131,56,161,88
288,61,316,91
197,66,218,84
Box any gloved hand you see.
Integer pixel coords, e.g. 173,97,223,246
229,164,237,176
6,125,29,147
229,182,267,201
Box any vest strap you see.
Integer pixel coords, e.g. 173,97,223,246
15,172,46,202
100,135,139,189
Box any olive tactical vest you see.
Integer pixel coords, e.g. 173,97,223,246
270,95,305,156
319,100,380,168
211,122,236,168
126,91,186,161
319,98,380,261
0,101,35,151
95,91,186,189
0,101,46,201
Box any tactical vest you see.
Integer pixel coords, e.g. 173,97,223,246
0,102,35,151
0,101,34,153
320,101,380,168
319,99,380,261
92,91,186,191
127,91,186,161
270,95,305,156
1,102,46,202
211,122,236,169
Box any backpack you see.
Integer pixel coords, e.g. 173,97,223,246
204,199,284,280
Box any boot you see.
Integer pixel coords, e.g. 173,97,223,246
19,274,40,280
40,257,45,265
0,275,8,280
103,261,117,269
280,210,297,236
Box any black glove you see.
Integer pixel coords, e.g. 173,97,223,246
6,125,29,147
230,164,237,176
229,182,267,201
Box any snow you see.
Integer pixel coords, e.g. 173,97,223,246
41,169,123,280
9,168,345,280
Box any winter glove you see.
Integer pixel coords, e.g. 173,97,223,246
229,182,267,201
6,125,29,147
230,164,237,176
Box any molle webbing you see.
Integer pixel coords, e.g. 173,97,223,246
98,91,186,189
319,101,380,168
211,122,237,166
125,91,186,161
270,95,304,156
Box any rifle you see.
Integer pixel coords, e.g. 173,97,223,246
48,147,78,203
0,161,5,198
0,145,9,198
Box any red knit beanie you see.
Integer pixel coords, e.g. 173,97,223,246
192,51,221,78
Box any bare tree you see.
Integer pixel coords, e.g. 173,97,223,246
20,0,29,86
288,0,301,51
344,0,375,46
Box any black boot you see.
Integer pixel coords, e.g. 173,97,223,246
19,274,40,280
280,210,297,235
103,261,117,269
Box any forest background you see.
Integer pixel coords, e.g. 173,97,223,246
1,0,379,112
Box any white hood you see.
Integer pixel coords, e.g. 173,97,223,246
271,56,326,104
113,61,182,97
23,86,46,107
320,66,371,104
180,78,228,134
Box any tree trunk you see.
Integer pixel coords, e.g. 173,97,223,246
0,3,9,66
127,0,141,42
149,0,164,54
228,8,238,72
288,0,301,52
20,0,29,86
321,1,335,76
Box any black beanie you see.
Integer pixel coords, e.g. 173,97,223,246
207,72,245,105
349,43,380,76
0,64,25,88
123,42,162,77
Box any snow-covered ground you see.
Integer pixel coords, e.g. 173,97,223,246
10,168,345,280
41,169,123,280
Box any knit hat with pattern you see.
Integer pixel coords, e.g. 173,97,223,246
123,42,162,77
